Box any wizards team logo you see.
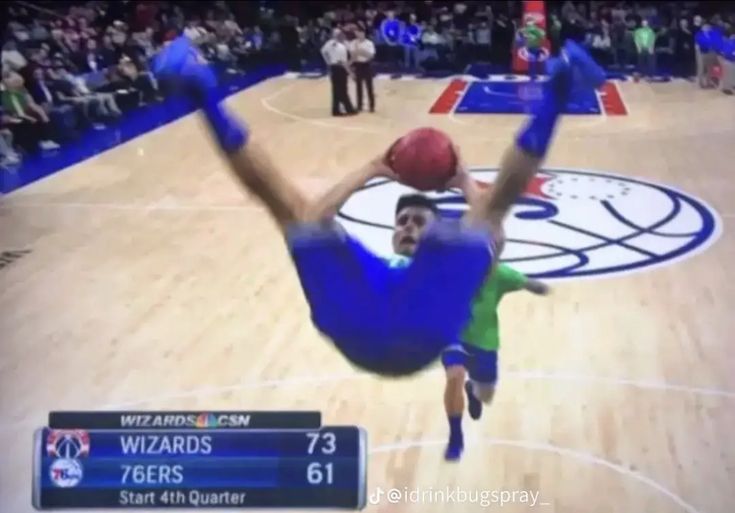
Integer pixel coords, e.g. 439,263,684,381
337,168,722,280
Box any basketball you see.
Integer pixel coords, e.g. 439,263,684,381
387,127,457,191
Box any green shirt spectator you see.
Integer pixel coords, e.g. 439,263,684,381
635,21,656,52
522,23,546,49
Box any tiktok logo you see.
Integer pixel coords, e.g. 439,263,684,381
368,487,384,505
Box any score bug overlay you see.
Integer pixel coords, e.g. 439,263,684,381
33,411,367,509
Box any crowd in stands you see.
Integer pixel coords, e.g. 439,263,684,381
1,1,273,168
2,1,734,170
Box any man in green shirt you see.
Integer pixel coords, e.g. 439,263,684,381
634,19,657,80
441,262,549,460
519,17,547,79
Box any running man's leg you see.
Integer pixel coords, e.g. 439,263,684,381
441,346,468,461
463,345,499,421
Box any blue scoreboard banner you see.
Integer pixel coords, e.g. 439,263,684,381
33,411,367,509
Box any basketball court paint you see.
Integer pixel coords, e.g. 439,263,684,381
1,74,734,513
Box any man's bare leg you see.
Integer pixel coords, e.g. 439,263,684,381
444,364,466,461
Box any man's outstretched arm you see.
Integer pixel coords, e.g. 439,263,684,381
302,154,391,224
523,279,550,295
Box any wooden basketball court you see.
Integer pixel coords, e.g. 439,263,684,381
1,75,734,512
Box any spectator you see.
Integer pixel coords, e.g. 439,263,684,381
590,20,614,67
30,44,53,69
1,71,60,151
184,19,209,45
673,18,696,77
0,122,22,167
695,20,718,88
402,14,421,70
421,24,443,66
655,19,675,74
50,64,122,121
115,56,160,105
634,19,657,80
519,17,546,79
76,39,109,74
100,35,121,66
30,19,50,42
77,17,97,40
49,28,73,57
28,67,80,141
719,29,735,94
2,41,28,73
548,14,563,54
474,20,492,62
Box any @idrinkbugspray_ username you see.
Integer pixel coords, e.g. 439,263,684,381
369,486,548,508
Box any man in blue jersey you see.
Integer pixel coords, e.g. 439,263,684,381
718,28,735,95
151,36,605,377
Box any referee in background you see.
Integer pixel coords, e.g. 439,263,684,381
321,29,356,116
350,28,376,112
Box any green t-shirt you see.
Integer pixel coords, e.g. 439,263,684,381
461,264,528,350
522,25,546,49
634,26,655,52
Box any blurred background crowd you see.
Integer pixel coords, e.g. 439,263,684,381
2,1,734,168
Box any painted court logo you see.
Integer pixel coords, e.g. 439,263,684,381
337,168,721,280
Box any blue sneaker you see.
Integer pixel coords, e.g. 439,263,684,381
444,439,464,461
465,381,483,420
152,36,218,95
563,40,606,90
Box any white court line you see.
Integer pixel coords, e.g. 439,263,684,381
258,77,611,142
613,81,632,116
370,437,702,513
1,368,732,433
260,83,379,134
447,79,475,127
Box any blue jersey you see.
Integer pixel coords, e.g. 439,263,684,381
723,38,735,62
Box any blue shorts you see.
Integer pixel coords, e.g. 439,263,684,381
527,47,543,60
287,220,494,376
441,343,498,384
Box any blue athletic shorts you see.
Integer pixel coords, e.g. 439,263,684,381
527,47,542,61
441,343,498,384
287,220,494,376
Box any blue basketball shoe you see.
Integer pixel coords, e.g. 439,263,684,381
152,36,218,99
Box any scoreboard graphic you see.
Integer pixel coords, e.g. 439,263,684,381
33,411,367,509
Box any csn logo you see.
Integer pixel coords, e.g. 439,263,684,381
337,168,721,280
49,459,83,488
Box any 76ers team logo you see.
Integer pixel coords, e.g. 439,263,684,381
49,459,83,488
46,430,90,459
337,168,721,280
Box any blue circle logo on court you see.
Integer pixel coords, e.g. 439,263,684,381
337,168,722,280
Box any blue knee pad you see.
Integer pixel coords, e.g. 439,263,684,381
287,221,494,376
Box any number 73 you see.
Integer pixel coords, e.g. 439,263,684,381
306,432,336,454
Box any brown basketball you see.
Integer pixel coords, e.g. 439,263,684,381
387,127,457,191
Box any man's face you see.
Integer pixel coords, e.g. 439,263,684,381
392,206,436,257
